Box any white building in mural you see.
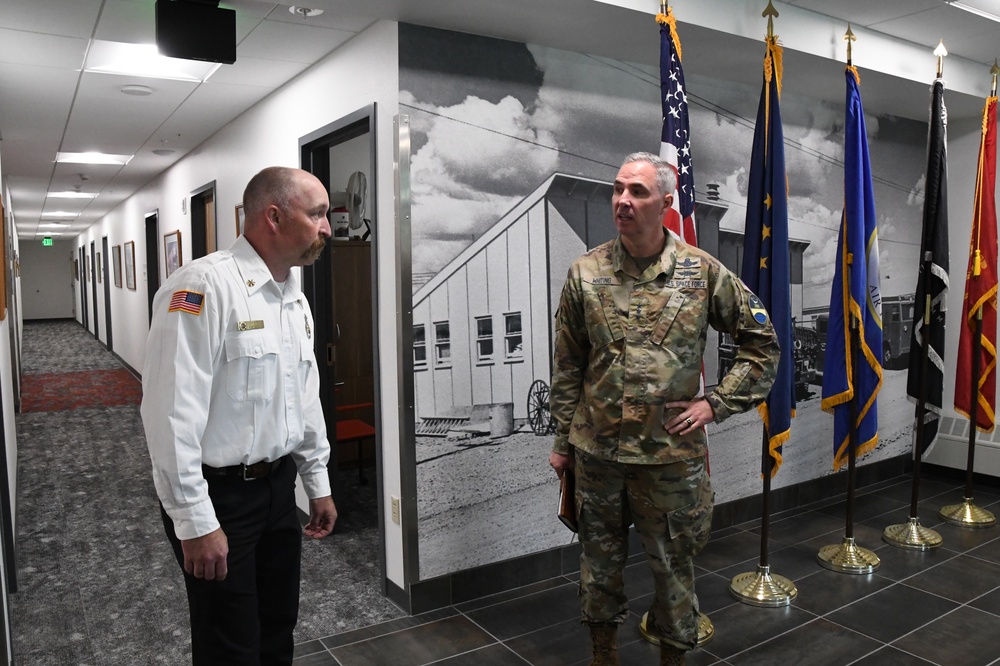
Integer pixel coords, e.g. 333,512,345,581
409,173,791,430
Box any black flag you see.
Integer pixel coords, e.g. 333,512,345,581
907,78,949,457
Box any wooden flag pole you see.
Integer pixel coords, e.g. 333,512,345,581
884,251,944,547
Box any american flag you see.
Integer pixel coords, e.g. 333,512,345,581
658,9,697,245
168,290,204,316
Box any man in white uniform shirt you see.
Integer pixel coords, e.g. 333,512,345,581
142,166,337,665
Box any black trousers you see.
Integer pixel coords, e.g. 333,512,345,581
162,457,302,666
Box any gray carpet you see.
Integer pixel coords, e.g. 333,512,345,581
11,319,402,665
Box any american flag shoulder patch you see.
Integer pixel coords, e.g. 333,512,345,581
168,290,204,315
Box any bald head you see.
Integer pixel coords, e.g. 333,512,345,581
242,167,301,231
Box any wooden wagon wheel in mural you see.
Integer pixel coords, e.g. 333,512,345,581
527,379,555,436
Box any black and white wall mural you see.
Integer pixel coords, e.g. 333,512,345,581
400,24,928,580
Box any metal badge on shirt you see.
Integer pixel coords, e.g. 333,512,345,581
237,319,264,331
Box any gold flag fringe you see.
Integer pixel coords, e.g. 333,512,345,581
656,8,683,63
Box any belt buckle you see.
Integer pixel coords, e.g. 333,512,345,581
242,462,261,481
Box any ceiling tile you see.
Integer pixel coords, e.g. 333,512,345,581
93,0,157,45
0,63,78,141
0,0,102,37
237,20,354,63
0,28,87,69
208,54,308,87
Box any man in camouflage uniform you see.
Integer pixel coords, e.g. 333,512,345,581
549,152,779,666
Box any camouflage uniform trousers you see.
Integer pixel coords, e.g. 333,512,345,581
575,448,713,651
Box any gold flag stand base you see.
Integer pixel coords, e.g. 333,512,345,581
816,536,880,574
939,498,997,528
639,611,714,647
882,517,943,550
729,564,797,607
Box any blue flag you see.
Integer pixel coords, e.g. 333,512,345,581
822,67,883,470
740,36,794,476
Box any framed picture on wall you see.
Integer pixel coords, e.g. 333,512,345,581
112,245,122,288
74,258,79,281
124,241,136,290
85,255,89,282
235,203,244,236
96,252,102,283
164,230,182,278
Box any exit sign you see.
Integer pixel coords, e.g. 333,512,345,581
42,237,53,246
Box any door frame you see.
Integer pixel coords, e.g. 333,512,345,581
299,104,389,590
144,211,160,326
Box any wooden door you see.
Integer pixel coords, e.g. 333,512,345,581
330,240,374,464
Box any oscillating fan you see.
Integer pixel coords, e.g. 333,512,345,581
346,171,370,239
330,171,370,241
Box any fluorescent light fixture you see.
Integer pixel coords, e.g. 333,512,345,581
56,152,133,165
84,40,221,82
39,222,70,228
43,232,64,237
949,1,1000,22
40,213,77,219
47,191,96,199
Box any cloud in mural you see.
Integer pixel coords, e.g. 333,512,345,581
405,90,558,276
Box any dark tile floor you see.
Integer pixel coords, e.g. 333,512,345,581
293,474,1000,665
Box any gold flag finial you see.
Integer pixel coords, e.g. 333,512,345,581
763,0,779,39
934,39,947,78
991,59,999,96
844,24,856,66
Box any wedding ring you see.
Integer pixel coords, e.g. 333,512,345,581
685,417,693,426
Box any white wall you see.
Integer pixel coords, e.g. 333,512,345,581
73,21,406,586
20,241,74,320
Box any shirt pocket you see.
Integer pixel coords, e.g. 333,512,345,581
584,287,624,348
224,331,280,401
649,291,706,347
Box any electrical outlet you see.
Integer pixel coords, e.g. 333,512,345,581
391,496,400,524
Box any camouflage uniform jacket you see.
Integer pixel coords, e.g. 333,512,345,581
551,233,780,464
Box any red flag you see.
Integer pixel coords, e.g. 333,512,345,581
657,8,697,245
955,96,998,432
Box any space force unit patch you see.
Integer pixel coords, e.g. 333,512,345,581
748,294,769,325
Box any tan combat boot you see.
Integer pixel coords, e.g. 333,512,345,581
588,623,620,666
660,642,686,666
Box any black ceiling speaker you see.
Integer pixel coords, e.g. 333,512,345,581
155,0,237,65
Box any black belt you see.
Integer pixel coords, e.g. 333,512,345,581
202,457,284,481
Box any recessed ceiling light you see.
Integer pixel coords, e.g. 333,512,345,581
56,152,133,165
120,84,154,97
47,191,96,199
84,40,220,82
152,148,176,156
289,6,324,18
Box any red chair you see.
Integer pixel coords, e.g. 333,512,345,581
335,402,376,484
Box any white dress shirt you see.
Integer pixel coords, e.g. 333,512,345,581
141,235,331,540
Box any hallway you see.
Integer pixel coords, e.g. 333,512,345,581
11,320,401,665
